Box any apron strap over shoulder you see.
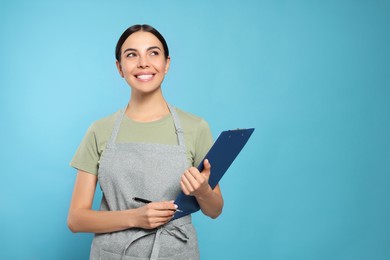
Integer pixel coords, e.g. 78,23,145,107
167,103,185,147
107,108,126,148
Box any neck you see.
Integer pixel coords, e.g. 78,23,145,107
126,89,169,122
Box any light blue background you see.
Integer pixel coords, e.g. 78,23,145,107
1,0,389,259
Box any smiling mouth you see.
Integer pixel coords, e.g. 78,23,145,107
136,74,154,80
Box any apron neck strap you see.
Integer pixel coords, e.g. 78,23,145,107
107,108,126,148
167,103,185,147
107,103,185,148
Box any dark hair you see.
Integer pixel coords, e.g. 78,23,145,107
115,24,169,62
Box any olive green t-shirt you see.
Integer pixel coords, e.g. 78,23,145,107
70,108,213,176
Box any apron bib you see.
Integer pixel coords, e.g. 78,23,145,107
90,105,199,260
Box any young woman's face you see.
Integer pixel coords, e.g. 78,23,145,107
116,31,170,95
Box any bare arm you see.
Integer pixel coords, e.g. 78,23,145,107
67,170,177,233
180,160,224,219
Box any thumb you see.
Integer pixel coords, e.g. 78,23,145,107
202,159,211,176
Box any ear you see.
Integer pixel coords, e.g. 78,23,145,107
116,60,124,78
164,56,171,74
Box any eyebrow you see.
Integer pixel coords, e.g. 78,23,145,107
123,46,162,54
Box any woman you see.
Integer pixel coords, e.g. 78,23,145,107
67,24,224,260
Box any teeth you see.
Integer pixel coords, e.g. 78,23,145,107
137,74,153,80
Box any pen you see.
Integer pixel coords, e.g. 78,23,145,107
132,197,183,212
132,197,152,204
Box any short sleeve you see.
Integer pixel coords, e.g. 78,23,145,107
193,119,213,168
70,125,100,175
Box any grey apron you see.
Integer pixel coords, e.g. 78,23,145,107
90,104,200,260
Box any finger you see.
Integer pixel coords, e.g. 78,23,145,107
187,167,208,187
147,217,173,229
145,208,175,219
181,174,195,193
183,170,203,192
180,180,190,195
202,159,211,176
151,218,172,228
184,169,201,188
155,211,175,219
148,201,177,211
187,167,205,182
160,201,178,210
151,215,174,223
154,200,175,209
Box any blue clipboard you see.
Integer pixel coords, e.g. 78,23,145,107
172,128,255,220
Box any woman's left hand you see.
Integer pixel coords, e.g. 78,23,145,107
180,159,212,198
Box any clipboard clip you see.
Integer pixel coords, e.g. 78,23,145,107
228,128,252,137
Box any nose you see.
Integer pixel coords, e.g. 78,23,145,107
137,54,149,68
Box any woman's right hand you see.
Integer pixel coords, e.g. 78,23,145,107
68,171,179,233
132,201,178,229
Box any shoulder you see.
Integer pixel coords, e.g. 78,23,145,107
175,107,210,134
174,107,213,166
83,111,120,144
87,110,122,136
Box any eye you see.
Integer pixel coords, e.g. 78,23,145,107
126,52,137,58
150,51,160,56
